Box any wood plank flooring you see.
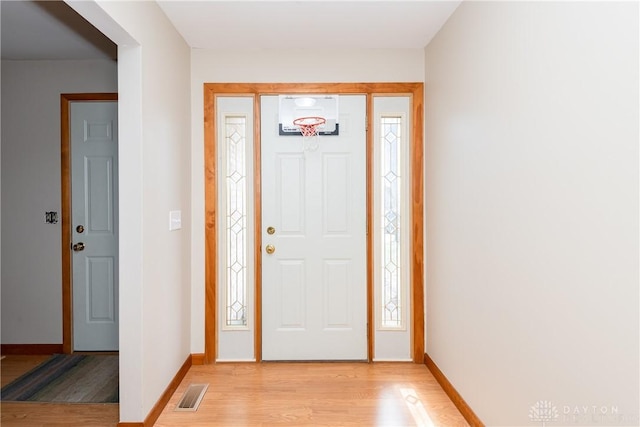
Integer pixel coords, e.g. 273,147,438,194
155,362,469,427
1,356,468,426
1,355,50,387
0,355,119,427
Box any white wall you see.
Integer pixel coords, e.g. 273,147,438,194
425,2,639,426
189,48,425,352
1,59,117,343
68,1,191,422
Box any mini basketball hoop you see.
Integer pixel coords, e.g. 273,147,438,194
293,116,326,138
293,116,326,151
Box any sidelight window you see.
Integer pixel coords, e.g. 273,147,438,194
224,115,248,328
380,116,404,328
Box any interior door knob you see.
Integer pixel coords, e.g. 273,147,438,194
73,242,85,252
265,244,275,254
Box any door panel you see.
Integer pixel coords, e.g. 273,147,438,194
87,257,115,321
323,260,351,327
71,101,118,351
261,95,367,360
278,260,305,328
277,155,305,234
323,154,349,234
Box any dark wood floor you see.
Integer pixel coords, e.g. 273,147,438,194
1,355,468,426
1,355,119,427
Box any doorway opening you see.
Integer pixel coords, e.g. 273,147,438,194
61,93,119,353
204,83,424,363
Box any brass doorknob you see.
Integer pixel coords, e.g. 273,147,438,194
73,242,85,252
265,244,275,254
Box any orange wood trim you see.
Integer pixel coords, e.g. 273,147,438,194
204,83,425,363
204,87,217,364
117,423,144,427
60,93,118,355
411,86,425,362
203,82,424,95
0,344,64,355
191,353,206,365
61,95,72,354
253,94,263,362
134,354,193,427
424,353,485,427
366,93,374,362
61,93,118,101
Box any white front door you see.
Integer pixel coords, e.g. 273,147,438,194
71,101,119,351
261,95,367,360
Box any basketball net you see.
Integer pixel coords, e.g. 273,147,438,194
293,116,326,152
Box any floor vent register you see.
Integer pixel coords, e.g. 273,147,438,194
175,383,209,411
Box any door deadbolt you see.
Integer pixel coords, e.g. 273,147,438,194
265,244,275,254
76,225,85,233
267,226,276,235
73,242,85,252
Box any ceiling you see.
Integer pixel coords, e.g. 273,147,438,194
1,0,461,60
157,1,461,50
0,1,117,60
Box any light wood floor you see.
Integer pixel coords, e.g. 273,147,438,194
1,356,468,426
155,362,469,427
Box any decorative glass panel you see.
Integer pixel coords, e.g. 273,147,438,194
225,116,247,327
381,116,402,328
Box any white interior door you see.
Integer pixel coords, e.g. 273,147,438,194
261,95,367,360
71,101,119,351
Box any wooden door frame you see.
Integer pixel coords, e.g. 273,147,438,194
204,83,424,363
60,93,118,354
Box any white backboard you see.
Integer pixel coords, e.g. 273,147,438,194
278,95,339,136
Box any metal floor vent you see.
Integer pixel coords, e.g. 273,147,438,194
175,383,209,412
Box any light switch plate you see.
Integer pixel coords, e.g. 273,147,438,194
169,210,182,231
